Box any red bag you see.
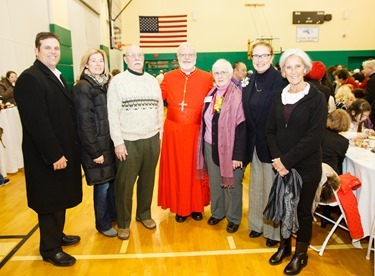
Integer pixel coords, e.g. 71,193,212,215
339,173,361,193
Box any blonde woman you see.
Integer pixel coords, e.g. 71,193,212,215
73,49,117,237
335,84,355,110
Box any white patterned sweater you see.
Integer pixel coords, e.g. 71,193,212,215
107,70,164,146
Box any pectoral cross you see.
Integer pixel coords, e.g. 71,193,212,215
179,100,187,111
179,76,189,111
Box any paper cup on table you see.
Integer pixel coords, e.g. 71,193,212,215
369,136,375,148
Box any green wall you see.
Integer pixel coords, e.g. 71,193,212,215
50,25,112,88
50,24,74,88
100,45,110,69
142,50,375,75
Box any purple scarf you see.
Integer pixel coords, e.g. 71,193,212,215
197,81,245,187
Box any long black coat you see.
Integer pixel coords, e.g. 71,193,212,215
73,74,116,185
14,60,82,214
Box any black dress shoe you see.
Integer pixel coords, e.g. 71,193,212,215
191,212,203,221
175,214,187,223
207,216,225,225
226,222,239,233
266,238,279,247
249,230,262,238
61,234,81,246
43,251,76,267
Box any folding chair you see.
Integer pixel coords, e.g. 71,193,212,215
310,188,349,256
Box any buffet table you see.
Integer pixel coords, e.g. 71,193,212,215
0,107,24,176
342,146,375,237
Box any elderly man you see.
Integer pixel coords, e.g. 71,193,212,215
107,45,164,240
158,42,213,222
14,32,82,267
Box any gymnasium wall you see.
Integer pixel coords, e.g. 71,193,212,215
1,0,374,81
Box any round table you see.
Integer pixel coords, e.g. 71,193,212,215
343,146,375,237
0,107,24,177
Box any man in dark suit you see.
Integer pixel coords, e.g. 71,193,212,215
14,32,82,267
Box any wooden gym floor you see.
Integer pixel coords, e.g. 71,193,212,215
0,166,373,275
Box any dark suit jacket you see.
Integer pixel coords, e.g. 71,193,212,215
242,66,286,163
322,129,349,175
14,60,82,214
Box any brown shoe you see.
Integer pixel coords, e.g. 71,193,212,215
118,228,130,240
136,218,156,229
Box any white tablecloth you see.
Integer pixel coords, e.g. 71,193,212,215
0,107,24,177
343,146,375,237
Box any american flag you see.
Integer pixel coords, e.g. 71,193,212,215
139,15,187,48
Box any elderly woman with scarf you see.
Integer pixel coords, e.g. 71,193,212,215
73,49,117,238
198,59,246,233
266,49,327,275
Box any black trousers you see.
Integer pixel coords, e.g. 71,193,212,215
38,209,66,258
296,180,320,243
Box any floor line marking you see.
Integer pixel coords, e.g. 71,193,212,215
10,243,364,261
227,236,236,249
331,233,344,244
120,240,129,254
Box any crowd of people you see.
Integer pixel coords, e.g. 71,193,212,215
2,31,373,275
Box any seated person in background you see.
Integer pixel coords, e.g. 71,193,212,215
0,71,17,105
323,66,337,94
320,109,350,227
341,99,375,140
352,68,365,83
352,88,365,99
335,84,355,110
322,109,351,175
352,68,368,90
335,69,359,89
305,61,336,113
352,88,373,129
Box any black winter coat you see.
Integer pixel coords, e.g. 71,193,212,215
266,84,327,183
14,60,82,214
73,74,116,185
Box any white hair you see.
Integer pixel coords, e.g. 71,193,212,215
212,59,233,75
279,48,312,76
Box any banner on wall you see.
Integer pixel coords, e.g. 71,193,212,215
139,15,187,48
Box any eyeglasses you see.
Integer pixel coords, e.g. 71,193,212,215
251,54,271,60
126,53,143,58
178,53,196,58
213,71,228,77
